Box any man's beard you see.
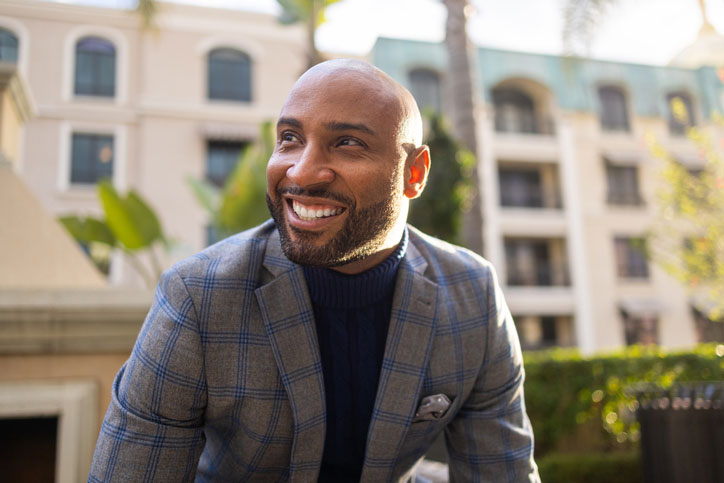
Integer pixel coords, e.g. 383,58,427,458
266,186,401,268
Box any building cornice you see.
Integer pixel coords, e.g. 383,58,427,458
0,289,152,354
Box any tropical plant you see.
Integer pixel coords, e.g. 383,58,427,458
59,180,169,287
441,0,484,255
188,121,274,240
408,113,474,245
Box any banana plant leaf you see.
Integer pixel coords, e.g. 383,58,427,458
59,215,117,246
98,180,163,251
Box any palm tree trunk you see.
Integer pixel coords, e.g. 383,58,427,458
443,0,484,255
307,0,321,68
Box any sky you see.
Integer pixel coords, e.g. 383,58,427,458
50,0,724,66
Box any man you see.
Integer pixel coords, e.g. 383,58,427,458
90,59,539,482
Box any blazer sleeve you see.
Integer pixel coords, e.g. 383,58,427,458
89,268,207,482
444,265,540,483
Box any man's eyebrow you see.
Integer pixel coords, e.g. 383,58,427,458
277,117,302,129
324,121,376,136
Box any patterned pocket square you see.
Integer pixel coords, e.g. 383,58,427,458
413,394,451,422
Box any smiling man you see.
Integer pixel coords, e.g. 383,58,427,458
90,59,539,482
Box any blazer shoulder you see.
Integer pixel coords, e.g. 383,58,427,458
167,219,277,281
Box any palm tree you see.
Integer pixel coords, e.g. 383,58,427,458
277,0,341,69
442,0,484,255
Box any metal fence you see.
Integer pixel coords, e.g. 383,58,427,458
632,383,724,483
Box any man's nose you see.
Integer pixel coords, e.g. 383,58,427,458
285,142,335,187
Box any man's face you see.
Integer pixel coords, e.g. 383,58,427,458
266,69,409,273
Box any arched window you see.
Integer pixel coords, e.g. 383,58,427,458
598,86,629,132
666,91,695,136
408,68,441,112
74,36,116,97
208,48,251,102
492,87,536,134
0,27,18,63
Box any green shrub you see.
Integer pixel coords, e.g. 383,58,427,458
524,343,724,457
537,451,642,483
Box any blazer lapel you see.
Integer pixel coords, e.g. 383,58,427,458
361,241,439,482
255,230,325,481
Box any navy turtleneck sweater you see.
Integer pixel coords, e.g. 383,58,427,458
302,230,408,482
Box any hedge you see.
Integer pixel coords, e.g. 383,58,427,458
523,343,724,457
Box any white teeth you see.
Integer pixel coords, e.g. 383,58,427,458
292,200,341,220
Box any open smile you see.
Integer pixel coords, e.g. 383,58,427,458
291,199,344,220
284,196,348,230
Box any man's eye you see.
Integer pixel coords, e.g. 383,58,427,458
338,137,363,147
281,132,300,143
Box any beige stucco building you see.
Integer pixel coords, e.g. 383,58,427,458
374,26,724,353
0,0,306,287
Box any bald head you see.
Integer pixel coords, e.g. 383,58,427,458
287,59,424,147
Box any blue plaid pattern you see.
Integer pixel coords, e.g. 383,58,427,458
89,220,539,482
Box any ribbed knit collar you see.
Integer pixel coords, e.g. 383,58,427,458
302,228,408,309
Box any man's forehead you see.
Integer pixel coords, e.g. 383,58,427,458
278,59,423,145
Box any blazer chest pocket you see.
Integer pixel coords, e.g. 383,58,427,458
406,394,457,439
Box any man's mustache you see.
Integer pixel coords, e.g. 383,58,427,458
278,186,355,208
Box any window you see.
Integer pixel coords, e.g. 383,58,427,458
598,86,629,132
614,237,648,279
606,163,642,205
0,28,18,63
692,307,724,343
208,48,251,102
515,315,573,350
206,140,247,187
492,87,537,134
622,311,658,345
499,167,543,208
505,238,571,286
70,133,114,184
667,91,695,136
74,37,116,97
408,68,441,112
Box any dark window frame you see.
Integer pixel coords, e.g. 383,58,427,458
0,27,19,63
205,139,248,188
74,36,116,98
499,166,544,208
492,86,539,134
408,68,441,113
207,48,252,102
70,132,114,185
614,236,649,279
605,162,643,206
621,310,659,345
598,85,630,132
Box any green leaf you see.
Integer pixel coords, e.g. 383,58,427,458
126,190,163,245
59,215,117,246
98,180,151,251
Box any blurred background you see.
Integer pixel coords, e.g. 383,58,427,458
0,0,723,481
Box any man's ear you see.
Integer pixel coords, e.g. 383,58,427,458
404,145,431,199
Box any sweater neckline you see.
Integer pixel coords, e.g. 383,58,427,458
302,228,408,309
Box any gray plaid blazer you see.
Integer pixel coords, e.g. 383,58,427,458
89,220,539,482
